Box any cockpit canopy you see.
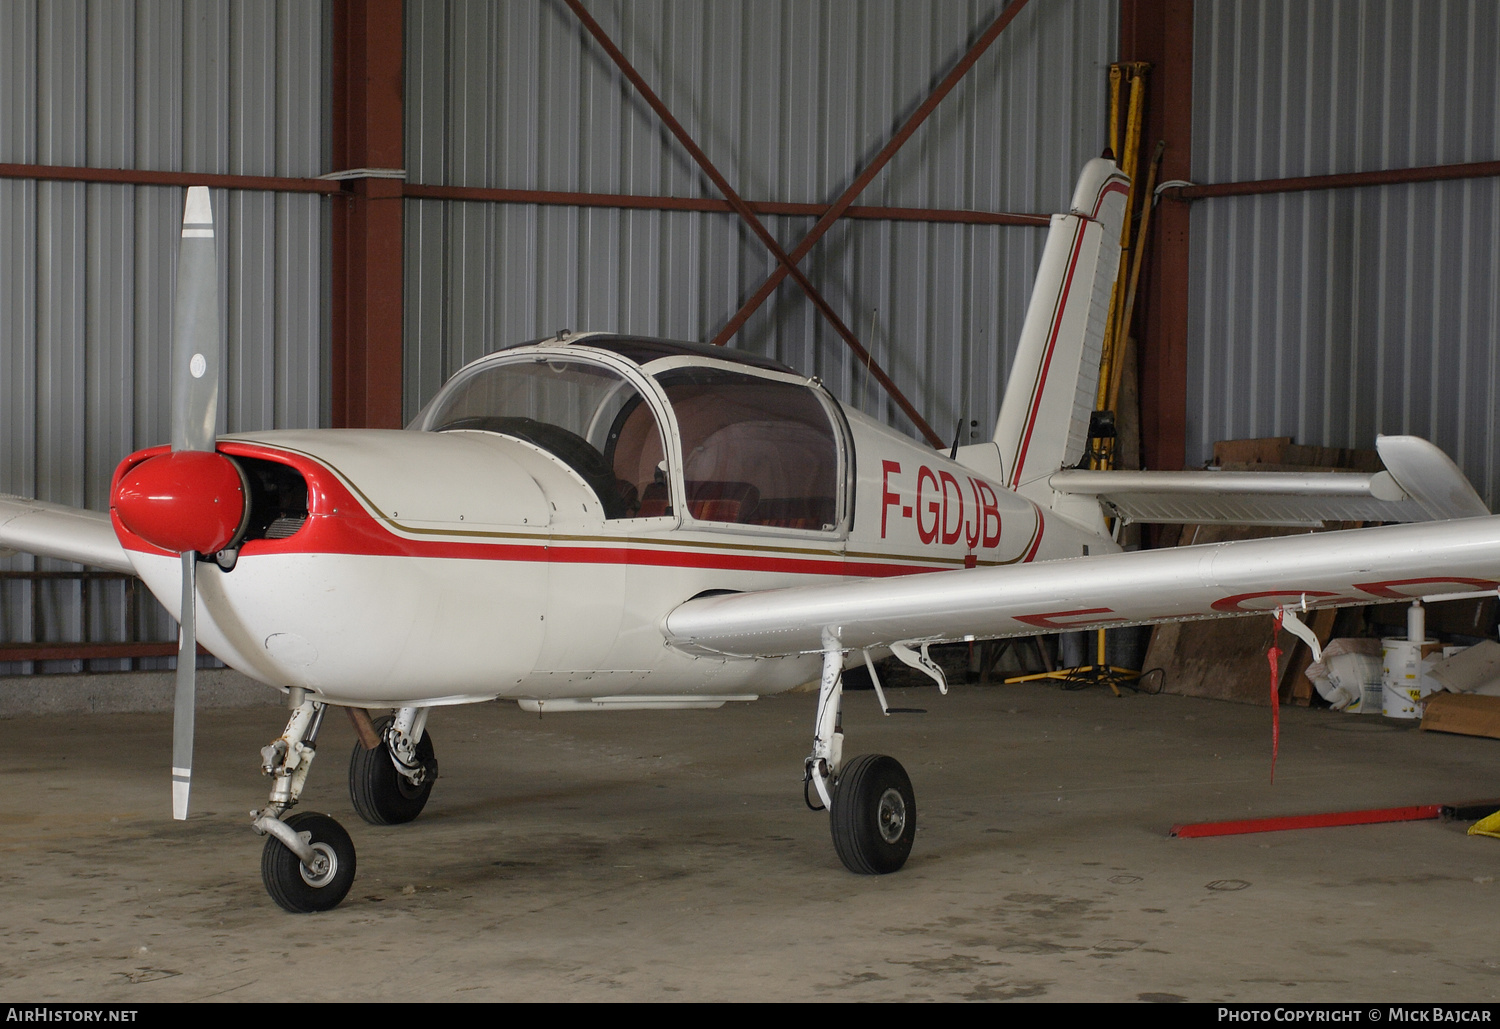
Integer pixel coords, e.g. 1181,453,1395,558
416,335,846,531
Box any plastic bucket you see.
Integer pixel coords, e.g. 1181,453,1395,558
1381,638,1441,718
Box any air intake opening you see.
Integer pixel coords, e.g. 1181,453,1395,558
234,457,310,542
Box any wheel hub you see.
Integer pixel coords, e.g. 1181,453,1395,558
299,841,339,888
877,787,907,844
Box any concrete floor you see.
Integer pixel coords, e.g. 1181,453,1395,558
2,673,1499,1003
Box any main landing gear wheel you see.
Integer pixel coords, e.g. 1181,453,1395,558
830,754,916,875
348,716,435,825
261,812,356,913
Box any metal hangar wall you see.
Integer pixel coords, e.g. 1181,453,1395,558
401,0,1116,437
1,0,329,670
1182,0,1500,503
3,0,1498,671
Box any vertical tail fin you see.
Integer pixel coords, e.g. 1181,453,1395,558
993,159,1130,503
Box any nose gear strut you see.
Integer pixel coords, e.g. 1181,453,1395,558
252,688,356,912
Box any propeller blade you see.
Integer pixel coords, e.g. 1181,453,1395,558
171,186,219,454
167,186,216,820
172,551,197,820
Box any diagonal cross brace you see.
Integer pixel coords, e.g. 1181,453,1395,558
565,0,946,446
709,2,1034,348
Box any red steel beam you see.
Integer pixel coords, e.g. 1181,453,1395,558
563,0,943,447
330,0,405,430
403,183,1051,226
0,163,342,194
0,642,210,662
1,166,1050,227
1122,0,1193,475
5,165,1050,228
1164,159,1500,200
712,0,1034,350
0,571,135,581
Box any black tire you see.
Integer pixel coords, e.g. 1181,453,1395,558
830,754,916,875
349,716,435,826
261,812,356,913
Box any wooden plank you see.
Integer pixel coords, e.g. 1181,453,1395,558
1212,437,1383,474
1212,437,1292,467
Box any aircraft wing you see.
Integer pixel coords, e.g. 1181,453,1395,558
0,495,134,574
1048,436,1489,528
663,515,1500,658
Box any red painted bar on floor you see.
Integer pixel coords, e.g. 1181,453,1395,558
1170,804,1443,838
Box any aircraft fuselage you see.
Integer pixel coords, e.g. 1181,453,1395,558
113,340,1112,707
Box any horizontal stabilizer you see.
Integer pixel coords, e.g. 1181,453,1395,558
1048,435,1488,528
0,495,133,573
1049,469,1425,527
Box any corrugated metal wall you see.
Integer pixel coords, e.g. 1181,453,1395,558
11,1,1493,677
0,0,329,672
403,0,1118,440
1186,0,1500,504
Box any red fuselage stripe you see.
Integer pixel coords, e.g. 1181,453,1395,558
120,527,983,580
113,442,1038,582
1024,509,1047,562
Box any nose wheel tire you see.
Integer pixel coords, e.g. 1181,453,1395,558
261,812,357,913
349,716,435,825
830,754,916,875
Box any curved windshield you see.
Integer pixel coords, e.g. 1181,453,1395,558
423,357,665,519
654,367,839,530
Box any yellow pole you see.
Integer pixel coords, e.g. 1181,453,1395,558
1108,64,1122,157
1107,140,1165,413
1097,64,1150,420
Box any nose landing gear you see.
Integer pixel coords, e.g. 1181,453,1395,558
254,696,440,912
252,690,357,913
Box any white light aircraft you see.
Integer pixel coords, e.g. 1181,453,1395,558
3,160,1498,912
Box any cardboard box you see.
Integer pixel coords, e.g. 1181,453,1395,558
1419,692,1500,740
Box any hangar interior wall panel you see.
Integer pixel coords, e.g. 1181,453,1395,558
403,0,1118,441
1186,0,1500,507
0,0,329,671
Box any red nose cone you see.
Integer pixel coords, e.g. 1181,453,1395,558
113,451,246,554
